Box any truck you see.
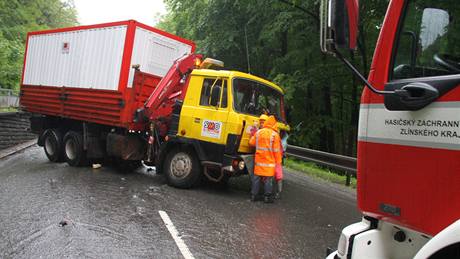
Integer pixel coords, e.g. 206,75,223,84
321,0,460,258
20,20,290,188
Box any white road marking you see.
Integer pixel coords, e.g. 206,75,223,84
159,210,195,259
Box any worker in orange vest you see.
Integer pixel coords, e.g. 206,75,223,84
249,115,283,203
255,113,283,199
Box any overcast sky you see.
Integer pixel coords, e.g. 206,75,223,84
74,0,167,26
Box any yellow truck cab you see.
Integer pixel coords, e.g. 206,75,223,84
160,68,290,187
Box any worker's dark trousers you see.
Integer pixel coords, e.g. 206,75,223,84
251,176,273,196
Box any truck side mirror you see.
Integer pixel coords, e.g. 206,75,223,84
209,85,221,107
320,0,359,54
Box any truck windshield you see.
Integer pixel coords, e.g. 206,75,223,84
232,78,285,122
392,1,460,80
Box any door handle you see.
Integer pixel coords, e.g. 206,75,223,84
394,82,439,110
194,118,201,123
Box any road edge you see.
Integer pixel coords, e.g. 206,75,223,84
0,139,37,159
284,167,357,203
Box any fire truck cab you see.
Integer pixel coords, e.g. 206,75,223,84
321,0,460,258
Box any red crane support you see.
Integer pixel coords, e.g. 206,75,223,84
143,53,203,121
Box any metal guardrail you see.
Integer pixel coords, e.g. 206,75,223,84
0,88,19,108
286,144,357,186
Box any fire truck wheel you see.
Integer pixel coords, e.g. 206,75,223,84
63,131,87,167
164,148,202,188
43,129,64,162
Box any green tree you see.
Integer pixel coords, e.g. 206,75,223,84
159,0,388,156
0,0,78,89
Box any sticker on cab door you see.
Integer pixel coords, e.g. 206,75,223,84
201,120,222,139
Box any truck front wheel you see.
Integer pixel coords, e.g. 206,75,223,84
164,148,201,188
63,131,87,166
43,129,64,162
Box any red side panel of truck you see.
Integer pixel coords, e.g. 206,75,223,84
20,20,195,131
357,0,460,236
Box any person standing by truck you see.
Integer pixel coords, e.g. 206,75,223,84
248,113,269,182
258,114,268,128
249,115,283,203
257,113,284,199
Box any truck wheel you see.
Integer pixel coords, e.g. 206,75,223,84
63,131,87,167
43,129,64,162
164,148,201,188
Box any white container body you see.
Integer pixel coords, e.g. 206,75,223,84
22,22,194,91
128,27,193,87
23,25,128,91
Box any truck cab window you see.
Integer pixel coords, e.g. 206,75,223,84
232,78,285,122
392,1,460,80
199,78,222,106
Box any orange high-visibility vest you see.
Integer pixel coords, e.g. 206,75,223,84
249,117,282,177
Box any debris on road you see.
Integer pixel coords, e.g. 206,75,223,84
59,220,68,227
92,164,102,169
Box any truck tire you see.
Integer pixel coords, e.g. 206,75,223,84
164,148,202,189
63,131,87,167
43,129,64,162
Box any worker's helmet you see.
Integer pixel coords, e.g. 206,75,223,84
259,114,269,122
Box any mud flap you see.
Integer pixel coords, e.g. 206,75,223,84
86,136,106,159
106,133,146,160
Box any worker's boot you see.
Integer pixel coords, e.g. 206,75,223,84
250,194,262,202
264,194,274,203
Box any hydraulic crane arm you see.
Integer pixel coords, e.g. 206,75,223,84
143,53,203,120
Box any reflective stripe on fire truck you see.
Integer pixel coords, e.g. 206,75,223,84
358,102,460,151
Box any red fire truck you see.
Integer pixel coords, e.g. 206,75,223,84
322,0,460,258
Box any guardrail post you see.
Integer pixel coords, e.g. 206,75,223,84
345,171,351,186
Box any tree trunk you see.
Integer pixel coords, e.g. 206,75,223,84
320,83,335,153
347,52,358,156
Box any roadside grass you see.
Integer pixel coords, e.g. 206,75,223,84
284,158,357,188
0,107,18,113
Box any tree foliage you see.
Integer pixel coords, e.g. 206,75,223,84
159,0,389,155
0,0,78,90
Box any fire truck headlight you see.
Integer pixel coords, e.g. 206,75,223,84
337,233,347,256
335,219,373,258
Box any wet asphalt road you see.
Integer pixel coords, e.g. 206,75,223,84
0,146,360,258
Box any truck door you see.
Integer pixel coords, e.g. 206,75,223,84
191,77,230,147
359,1,460,236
